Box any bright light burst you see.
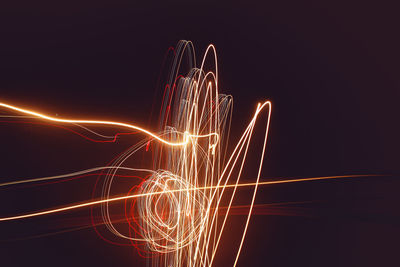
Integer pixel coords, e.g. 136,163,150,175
0,40,374,266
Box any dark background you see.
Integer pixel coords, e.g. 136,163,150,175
0,0,399,266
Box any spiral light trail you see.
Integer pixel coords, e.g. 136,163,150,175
0,40,377,266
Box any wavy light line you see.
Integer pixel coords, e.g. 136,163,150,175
0,102,218,148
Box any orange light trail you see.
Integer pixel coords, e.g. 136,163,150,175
0,174,376,222
0,102,219,148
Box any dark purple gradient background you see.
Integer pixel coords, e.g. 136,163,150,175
0,1,399,266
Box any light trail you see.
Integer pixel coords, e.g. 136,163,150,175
0,174,377,222
0,40,377,266
0,114,118,139
0,102,219,148
0,166,142,187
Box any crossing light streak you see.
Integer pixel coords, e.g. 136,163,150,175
0,174,376,222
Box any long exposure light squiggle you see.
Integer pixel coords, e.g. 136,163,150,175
0,40,378,266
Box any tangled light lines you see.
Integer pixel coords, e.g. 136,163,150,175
0,41,373,266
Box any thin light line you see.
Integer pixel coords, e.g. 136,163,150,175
0,174,379,222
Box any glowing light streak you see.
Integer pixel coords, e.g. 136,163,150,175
0,102,219,148
0,174,376,222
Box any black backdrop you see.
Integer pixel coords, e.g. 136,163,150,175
0,1,399,266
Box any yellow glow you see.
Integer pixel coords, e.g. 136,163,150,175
0,102,219,147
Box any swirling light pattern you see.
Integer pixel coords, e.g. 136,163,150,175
0,40,376,266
